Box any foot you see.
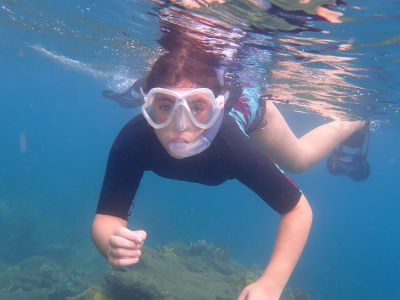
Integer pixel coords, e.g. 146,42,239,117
102,78,145,108
326,120,371,182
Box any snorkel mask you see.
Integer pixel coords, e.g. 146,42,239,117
141,87,227,158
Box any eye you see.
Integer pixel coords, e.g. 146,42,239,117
158,103,172,112
155,97,175,112
191,105,204,115
189,98,208,116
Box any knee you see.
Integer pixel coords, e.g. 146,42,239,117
282,146,316,173
284,160,312,173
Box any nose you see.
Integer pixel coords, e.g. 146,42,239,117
175,106,189,131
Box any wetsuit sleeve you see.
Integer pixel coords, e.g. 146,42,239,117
236,152,301,214
224,118,302,214
96,119,146,220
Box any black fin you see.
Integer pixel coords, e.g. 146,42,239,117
342,120,370,148
326,120,371,182
101,78,144,108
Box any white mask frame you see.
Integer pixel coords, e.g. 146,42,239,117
141,87,226,130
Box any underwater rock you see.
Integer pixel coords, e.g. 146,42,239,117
0,289,50,300
184,240,230,261
0,239,313,300
101,244,241,300
0,197,42,263
0,252,99,300
280,288,313,300
237,269,263,293
95,242,313,300
68,285,115,300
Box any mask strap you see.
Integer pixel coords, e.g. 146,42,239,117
215,66,226,86
202,109,224,142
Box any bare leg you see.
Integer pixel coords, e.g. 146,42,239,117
250,101,365,173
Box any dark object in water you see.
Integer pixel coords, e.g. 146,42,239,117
327,120,371,182
102,78,145,108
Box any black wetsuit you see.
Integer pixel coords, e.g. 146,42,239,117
97,114,302,220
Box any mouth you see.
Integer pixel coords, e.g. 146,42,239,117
169,138,191,152
170,137,188,144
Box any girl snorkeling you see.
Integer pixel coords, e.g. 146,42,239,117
93,3,369,299
93,46,312,300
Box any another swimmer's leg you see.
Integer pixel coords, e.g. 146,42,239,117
296,119,365,169
250,101,365,173
250,101,307,172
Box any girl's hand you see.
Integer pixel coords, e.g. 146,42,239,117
238,279,280,300
106,227,147,267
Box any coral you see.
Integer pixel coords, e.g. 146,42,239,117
158,245,176,257
184,240,230,260
7,265,21,272
0,238,314,300
281,288,313,300
0,253,96,299
237,268,262,292
102,244,240,300
67,286,113,300
38,263,57,279
292,288,313,300
92,290,113,300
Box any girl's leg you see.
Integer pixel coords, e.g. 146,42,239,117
250,101,365,173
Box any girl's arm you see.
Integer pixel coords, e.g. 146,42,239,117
239,194,312,300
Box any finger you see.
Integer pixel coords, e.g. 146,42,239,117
138,230,147,240
109,257,140,268
108,247,141,259
114,227,145,244
109,235,140,249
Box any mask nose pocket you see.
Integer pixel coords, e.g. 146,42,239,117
175,105,189,131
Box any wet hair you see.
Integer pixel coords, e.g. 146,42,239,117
143,26,225,96
144,52,224,95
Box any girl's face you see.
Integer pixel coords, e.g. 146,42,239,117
153,86,207,159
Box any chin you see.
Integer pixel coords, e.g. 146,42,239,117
166,147,185,159
158,139,184,159
171,153,185,159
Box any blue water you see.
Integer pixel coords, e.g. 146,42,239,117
1,1,399,299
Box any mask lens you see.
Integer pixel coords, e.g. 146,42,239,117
186,92,214,124
144,91,178,125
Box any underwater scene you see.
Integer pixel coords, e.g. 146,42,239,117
0,0,399,299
